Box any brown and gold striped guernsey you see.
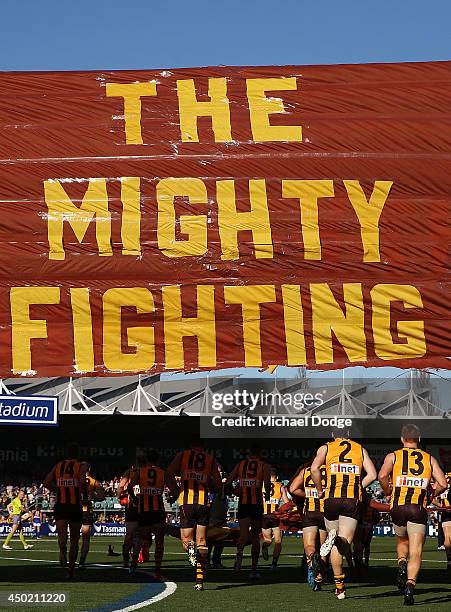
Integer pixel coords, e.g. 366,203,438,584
441,472,451,508
178,447,215,506
55,459,82,506
82,475,97,513
304,465,326,512
324,439,364,501
237,456,266,505
137,465,165,512
120,468,138,510
263,481,283,514
390,448,432,509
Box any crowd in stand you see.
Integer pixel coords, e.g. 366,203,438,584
0,475,443,530
0,479,121,522
0,476,401,524
0,478,122,510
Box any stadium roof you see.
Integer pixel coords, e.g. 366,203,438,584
0,370,448,419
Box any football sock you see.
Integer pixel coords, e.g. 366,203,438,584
334,573,345,590
196,545,208,584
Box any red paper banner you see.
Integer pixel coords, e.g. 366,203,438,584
0,61,449,376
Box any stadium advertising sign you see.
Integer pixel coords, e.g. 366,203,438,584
0,523,36,537
0,522,125,537
0,522,438,538
0,62,449,376
0,395,58,426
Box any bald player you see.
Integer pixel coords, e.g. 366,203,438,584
379,424,447,606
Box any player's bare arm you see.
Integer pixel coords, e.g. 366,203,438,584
116,479,126,497
281,485,290,504
288,468,306,498
263,463,271,500
117,472,130,497
162,471,177,505
431,497,446,509
94,480,107,502
78,462,89,497
166,451,183,497
311,445,327,496
127,469,139,488
225,463,239,494
211,459,223,493
42,467,57,492
378,452,395,498
361,448,377,489
430,457,447,497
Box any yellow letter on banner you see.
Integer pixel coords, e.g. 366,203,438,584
177,78,232,142
10,287,61,374
162,285,216,369
344,180,393,262
105,82,157,144
371,284,426,359
246,77,302,142
70,288,94,373
44,178,112,261
121,177,141,256
311,283,367,363
157,178,208,257
281,285,307,365
103,288,155,371
282,180,335,260
217,179,273,260
224,285,276,367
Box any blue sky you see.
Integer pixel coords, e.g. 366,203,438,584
1,0,450,71
2,1,448,381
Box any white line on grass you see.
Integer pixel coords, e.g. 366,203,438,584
98,580,177,612
0,555,58,563
370,557,447,564
286,555,447,563
0,556,177,609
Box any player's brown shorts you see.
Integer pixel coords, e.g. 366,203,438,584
237,503,264,521
125,506,139,522
391,504,427,527
293,498,305,515
139,510,166,527
302,510,326,531
179,504,210,528
81,511,94,526
441,511,451,524
324,498,362,521
262,514,280,529
53,503,82,522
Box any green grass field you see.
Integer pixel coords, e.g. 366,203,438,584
0,536,449,611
